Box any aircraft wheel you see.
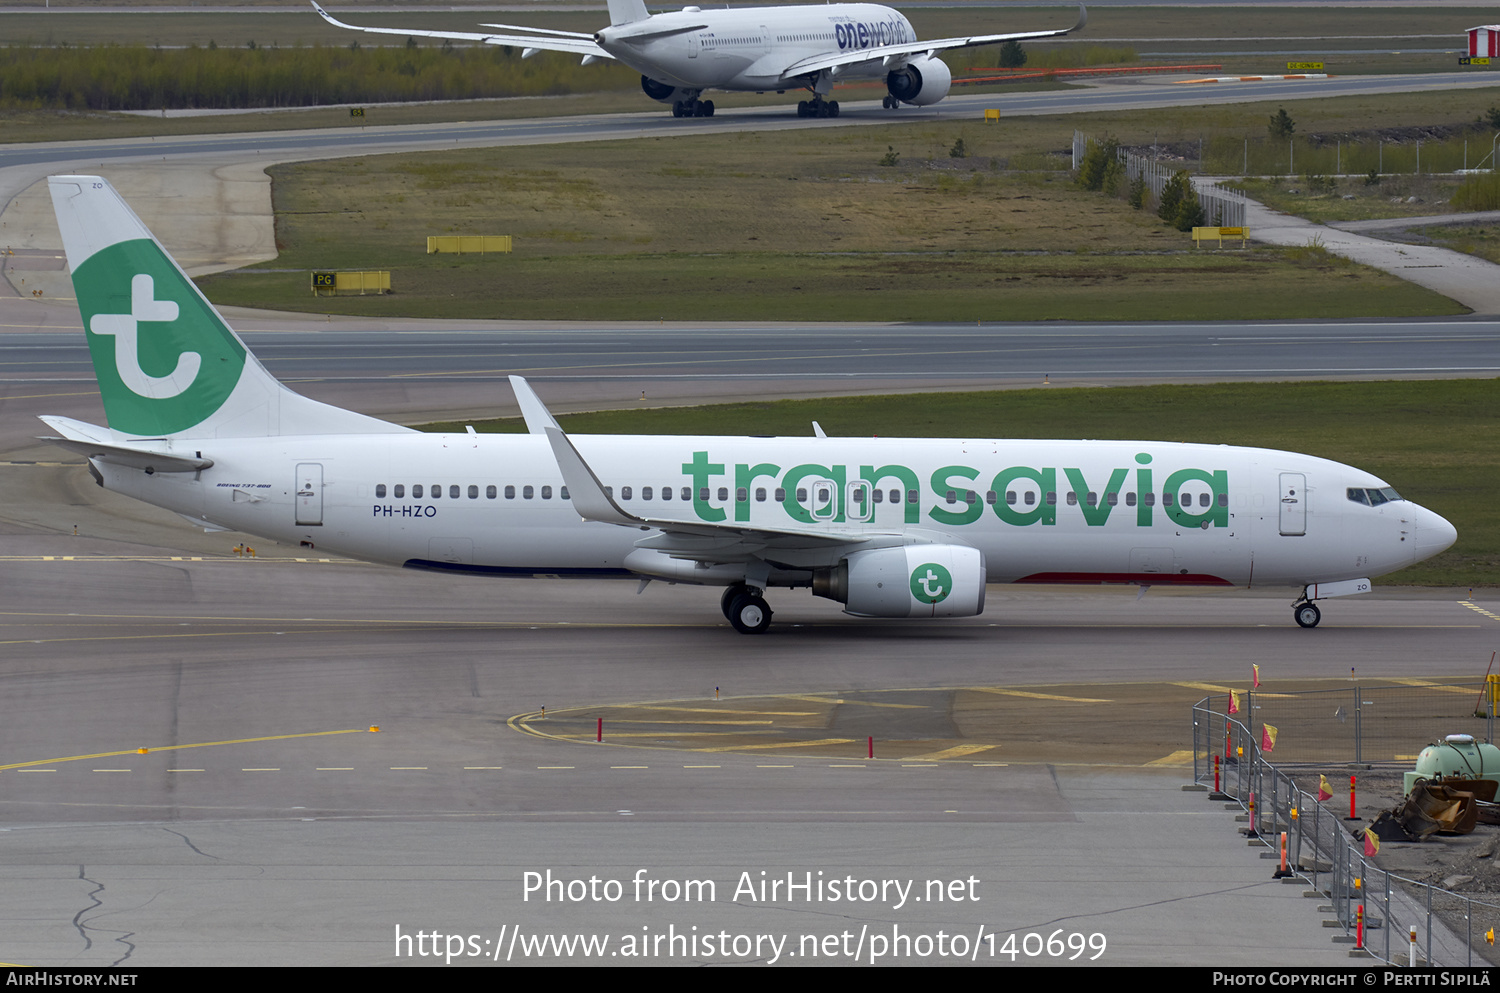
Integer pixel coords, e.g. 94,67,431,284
728,592,772,634
702,100,715,117
828,101,839,118
816,102,829,119
1294,602,1321,628
721,583,753,620
797,101,809,118
672,102,684,118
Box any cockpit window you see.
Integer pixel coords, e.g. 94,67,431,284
1348,486,1402,506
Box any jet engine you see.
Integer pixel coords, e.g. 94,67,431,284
813,544,986,618
886,56,952,106
641,75,684,103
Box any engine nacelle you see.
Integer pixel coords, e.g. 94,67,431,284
641,75,685,104
815,545,985,618
886,56,952,107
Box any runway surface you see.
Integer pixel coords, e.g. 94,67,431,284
3,317,1499,434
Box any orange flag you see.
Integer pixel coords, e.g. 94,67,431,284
1229,690,1240,714
1364,829,1380,858
1318,775,1333,801
1262,723,1278,751
1253,664,1261,688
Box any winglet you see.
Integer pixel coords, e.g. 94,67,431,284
1072,4,1088,34
543,426,642,528
509,375,562,435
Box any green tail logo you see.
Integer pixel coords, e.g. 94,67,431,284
73,239,246,436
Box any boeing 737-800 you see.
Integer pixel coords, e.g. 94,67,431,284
313,1,1086,118
42,177,1456,634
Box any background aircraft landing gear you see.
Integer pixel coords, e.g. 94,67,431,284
796,98,839,118
722,585,772,634
1293,599,1321,628
672,98,714,118
881,95,901,110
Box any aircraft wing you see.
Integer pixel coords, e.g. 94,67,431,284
506,376,867,554
544,425,866,550
782,4,1086,78
311,2,613,60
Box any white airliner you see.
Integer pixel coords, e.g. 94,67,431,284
312,1,1086,118
43,177,1457,634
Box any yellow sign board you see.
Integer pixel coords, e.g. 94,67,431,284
1286,62,1324,71
1460,57,1491,65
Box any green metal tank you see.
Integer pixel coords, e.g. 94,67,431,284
1403,734,1500,794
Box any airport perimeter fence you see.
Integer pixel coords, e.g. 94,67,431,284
1071,131,1247,228
1192,684,1500,967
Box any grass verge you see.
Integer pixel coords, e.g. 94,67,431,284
195,123,1465,322
421,379,1500,588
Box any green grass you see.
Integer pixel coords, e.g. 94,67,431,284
420,379,1500,587
195,123,1463,322
1424,224,1500,264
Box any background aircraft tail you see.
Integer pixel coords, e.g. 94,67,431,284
48,176,408,441
606,0,650,25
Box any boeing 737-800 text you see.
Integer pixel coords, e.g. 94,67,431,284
41,177,1456,633
314,1,1086,118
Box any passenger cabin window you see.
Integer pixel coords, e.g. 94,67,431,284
486,485,497,499
505,485,515,499
469,485,479,499
541,486,552,499
413,485,424,499
394,484,405,498
523,485,534,499
450,485,460,499
376,484,387,498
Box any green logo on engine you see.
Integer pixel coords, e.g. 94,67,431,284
910,562,952,604
72,239,245,436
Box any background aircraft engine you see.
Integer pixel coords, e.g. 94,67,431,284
815,545,986,618
886,56,952,106
641,76,684,103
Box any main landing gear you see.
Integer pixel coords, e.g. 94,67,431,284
881,95,903,110
1292,594,1322,628
721,583,773,634
796,97,839,118
672,98,715,118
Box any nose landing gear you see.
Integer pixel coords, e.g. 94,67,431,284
1292,597,1321,628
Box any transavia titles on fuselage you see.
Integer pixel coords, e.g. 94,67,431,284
313,1,1087,118
43,177,1457,634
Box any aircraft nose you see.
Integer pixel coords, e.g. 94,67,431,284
1413,506,1458,559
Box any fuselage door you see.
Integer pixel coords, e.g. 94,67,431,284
1279,472,1306,536
846,481,873,523
802,477,839,521
295,462,324,526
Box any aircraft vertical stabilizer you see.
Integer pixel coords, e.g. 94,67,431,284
606,0,650,26
46,176,411,441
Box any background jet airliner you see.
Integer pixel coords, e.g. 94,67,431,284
43,177,1456,634
314,1,1087,118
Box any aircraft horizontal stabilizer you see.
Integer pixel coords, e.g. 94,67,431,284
40,435,213,473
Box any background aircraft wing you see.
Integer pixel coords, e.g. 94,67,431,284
312,3,613,60
782,4,1086,78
